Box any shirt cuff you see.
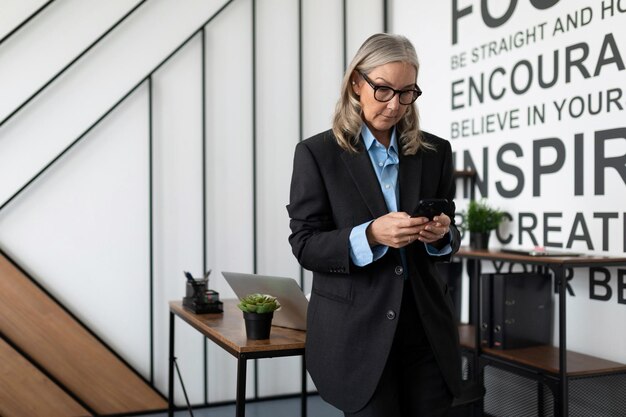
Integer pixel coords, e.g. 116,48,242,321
349,221,388,266
425,234,453,256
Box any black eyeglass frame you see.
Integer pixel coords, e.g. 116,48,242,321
358,71,422,105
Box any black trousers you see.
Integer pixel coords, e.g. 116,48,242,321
345,279,452,417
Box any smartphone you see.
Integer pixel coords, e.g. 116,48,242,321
412,198,450,220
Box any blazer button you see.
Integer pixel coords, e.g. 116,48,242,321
394,266,404,276
386,310,396,320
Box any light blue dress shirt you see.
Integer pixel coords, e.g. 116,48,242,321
349,124,452,267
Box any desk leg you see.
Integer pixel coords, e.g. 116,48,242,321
301,356,307,417
555,266,568,417
168,311,175,417
236,356,247,417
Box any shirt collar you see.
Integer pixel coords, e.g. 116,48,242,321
361,124,398,155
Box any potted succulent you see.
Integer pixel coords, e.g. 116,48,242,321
237,293,281,340
466,199,504,249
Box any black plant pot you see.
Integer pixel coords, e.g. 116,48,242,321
243,311,274,340
469,232,491,250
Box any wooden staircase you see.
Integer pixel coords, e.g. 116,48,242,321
0,252,167,417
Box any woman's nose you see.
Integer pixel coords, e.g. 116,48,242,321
387,94,400,110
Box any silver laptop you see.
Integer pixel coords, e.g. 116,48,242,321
222,271,308,331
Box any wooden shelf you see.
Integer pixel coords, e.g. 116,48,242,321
458,324,626,377
456,247,626,267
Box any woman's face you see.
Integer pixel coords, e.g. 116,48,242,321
352,61,417,144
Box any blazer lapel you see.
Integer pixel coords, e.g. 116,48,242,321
399,150,423,215
341,140,388,219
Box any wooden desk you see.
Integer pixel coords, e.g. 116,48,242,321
168,300,307,417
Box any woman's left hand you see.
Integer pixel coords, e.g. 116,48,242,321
416,213,451,244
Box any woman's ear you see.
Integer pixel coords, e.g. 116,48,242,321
351,76,360,96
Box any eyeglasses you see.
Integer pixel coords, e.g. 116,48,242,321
358,71,422,105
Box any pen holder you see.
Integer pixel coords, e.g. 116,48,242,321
182,277,223,314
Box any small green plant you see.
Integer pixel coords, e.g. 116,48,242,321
466,199,504,233
237,293,281,314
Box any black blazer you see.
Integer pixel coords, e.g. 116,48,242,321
287,129,462,413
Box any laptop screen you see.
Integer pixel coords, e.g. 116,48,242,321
222,271,308,331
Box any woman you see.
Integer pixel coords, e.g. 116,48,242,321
287,33,462,416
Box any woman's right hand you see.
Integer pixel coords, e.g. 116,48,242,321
366,212,428,248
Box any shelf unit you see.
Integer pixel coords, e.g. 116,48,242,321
454,248,626,417
459,324,626,377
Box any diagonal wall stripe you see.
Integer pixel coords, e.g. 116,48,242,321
0,0,149,129
0,0,56,46
0,337,91,417
0,252,167,414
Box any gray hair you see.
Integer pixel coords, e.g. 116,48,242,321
332,33,431,154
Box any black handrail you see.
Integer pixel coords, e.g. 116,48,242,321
343,0,348,70
147,75,155,385
0,0,56,46
201,26,210,405
0,0,149,129
251,0,259,400
298,0,304,294
383,0,389,32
